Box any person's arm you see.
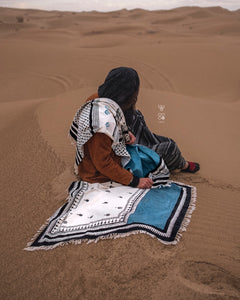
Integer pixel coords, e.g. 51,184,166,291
87,133,138,186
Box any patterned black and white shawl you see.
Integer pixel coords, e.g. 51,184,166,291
69,97,170,183
69,98,131,174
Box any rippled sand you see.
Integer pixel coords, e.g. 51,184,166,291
0,6,239,299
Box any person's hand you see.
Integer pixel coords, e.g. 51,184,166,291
137,178,153,189
126,131,136,145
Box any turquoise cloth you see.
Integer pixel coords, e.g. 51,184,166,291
127,183,181,229
125,144,160,177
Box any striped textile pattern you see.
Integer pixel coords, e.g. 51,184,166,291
128,110,186,171
69,98,131,172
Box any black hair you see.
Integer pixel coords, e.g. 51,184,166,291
98,67,140,111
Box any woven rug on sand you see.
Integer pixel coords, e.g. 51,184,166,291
25,180,196,251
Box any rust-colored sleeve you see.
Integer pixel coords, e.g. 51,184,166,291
85,92,99,103
87,133,133,186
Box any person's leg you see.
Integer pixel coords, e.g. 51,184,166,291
128,110,188,171
153,136,200,173
152,137,186,171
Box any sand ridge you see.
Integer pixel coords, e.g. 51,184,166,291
0,6,240,300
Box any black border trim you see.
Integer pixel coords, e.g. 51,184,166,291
30,183,193,248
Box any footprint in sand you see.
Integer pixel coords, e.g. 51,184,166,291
177,261,240,298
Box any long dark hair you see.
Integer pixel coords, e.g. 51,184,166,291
98,67,140,112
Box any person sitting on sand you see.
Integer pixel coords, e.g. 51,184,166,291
70,78,154,189
84,66,200,174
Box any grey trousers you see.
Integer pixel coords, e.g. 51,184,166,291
127,110,186,171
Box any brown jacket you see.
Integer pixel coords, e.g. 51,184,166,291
77,94,133,185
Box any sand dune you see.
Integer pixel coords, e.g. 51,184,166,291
0,6,239,300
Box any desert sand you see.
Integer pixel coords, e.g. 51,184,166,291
0,6,240,299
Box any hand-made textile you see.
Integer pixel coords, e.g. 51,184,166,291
128,110,187,171
25,179,196,251
125,144,170,184
25,99,196,250
69,97,170,182
69,98,131,173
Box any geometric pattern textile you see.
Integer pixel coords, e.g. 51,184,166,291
25,180,196,251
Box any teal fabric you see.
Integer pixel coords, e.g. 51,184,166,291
125,144,160,177
127,183,181,229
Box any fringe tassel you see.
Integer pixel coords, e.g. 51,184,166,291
174,184,197,244
68,133,76,146
67,133,79,175
24,218,51,251
73,163,78,175
24,182,197,251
